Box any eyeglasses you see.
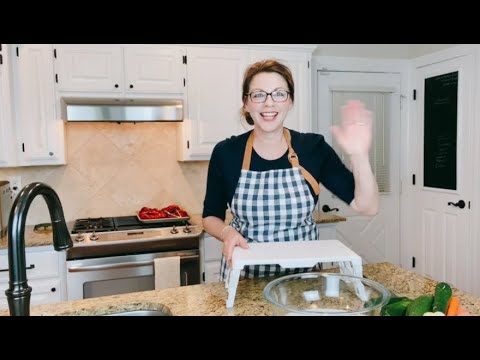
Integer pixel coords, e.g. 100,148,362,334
246,89,290,103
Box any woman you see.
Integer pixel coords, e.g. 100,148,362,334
202,59,378,281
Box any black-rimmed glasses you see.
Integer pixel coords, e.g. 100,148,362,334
245,90,290,103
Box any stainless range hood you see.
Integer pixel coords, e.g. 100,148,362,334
62,98,183,122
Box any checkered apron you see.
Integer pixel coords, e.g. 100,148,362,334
220,128,321,281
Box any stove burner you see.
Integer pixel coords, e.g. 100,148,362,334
71,217,115,234
71,215,190,234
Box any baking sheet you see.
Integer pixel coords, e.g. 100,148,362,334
136,212,190,223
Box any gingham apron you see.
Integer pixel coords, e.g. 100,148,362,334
220,128,321,281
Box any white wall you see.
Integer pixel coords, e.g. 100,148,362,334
313,44,457,59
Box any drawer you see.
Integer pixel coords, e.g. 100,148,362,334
0,277,63,310
0,249,60,282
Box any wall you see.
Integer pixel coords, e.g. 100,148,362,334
0,122,209,225
313,44,457,59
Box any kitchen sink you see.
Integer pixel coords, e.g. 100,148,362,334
104,310,171,316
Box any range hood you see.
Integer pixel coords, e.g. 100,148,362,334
62,98,183,122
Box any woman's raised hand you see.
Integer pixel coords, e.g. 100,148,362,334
330,100,373,157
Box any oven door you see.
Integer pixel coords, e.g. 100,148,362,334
66,250,199,301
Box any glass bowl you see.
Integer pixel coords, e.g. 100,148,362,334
263,272,391,316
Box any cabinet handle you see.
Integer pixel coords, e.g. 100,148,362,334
114,84,119,88
129,84,134,89
0,264,35,272
49,152,54,156
51,287,56,292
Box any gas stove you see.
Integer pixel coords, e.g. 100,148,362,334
67,215,202,260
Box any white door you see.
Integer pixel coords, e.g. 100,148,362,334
412,55,474,294
317,70,401,265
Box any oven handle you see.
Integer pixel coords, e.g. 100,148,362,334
68,255,198,273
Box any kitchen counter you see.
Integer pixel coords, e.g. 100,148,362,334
1,262,478,316
0,211,345,251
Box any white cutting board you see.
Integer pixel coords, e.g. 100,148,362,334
231,239,362,270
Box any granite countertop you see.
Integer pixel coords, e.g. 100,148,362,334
0,211,344,250
1,262,478,316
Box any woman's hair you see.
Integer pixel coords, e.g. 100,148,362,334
241,59,295,126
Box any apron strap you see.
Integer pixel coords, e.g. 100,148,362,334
283,128,320,196
241,129,321,196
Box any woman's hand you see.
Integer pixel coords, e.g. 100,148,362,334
330,100,373,157
222,226,249,269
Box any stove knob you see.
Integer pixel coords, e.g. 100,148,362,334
183,224,191,233
170,225,179,234
75,234,85,242
90,232,99,241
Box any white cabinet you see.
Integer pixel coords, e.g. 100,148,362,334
0,44,17,167
0,246,67,310
177,45,315,161
200,233,223,284
12,44,66,166
177,46,249,161
54,44,186,98
316,223,338,240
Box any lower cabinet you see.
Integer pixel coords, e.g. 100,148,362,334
0,246,67,310
200,233,223,284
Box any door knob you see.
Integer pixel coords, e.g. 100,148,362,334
322,205,339,213
447,200,466,209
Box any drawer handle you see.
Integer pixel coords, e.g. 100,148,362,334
51,287,56,292
0,264,35,272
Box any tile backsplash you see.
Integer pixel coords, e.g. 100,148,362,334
0,122,209,225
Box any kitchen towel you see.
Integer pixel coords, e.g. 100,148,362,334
154,256,180,290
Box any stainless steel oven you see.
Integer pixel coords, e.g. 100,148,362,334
66,216,201,301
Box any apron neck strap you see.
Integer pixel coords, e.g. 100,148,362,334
241,128,320,195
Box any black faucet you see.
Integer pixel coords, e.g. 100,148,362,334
5,182,73,316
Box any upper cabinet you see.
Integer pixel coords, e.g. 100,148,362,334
177,46,249,160
54,44,186,98
12,44,66,166
177,45,315,161
0,44,17,167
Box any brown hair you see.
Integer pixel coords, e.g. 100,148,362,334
241,59,295,126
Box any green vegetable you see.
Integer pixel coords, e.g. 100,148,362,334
406,295,434,316
432,282,452,314
381,298,413,316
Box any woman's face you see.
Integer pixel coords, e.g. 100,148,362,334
244,72,293,132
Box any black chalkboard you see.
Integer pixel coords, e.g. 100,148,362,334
423,71,458,190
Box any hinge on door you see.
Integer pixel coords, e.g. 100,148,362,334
187,140,190,149
412,257,416,268
183,78,185,87
53,48,57,58
22,143,25,152
202,272,205,282
16,47,19,57
412,174,416,185
468,201,471,209
413,89,416,100
0,54,2,65
183,55,187,64
308,60,310,69
55,74,58,83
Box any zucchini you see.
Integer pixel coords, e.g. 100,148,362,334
432,282,452,314
406,295,434,316
381,298,413,316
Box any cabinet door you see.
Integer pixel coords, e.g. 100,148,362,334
13,44,66,165
0,44,17,167
178,47,249,160
54,44,123,94
249,50,312,133
124,46,185,96
203,261,221,284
